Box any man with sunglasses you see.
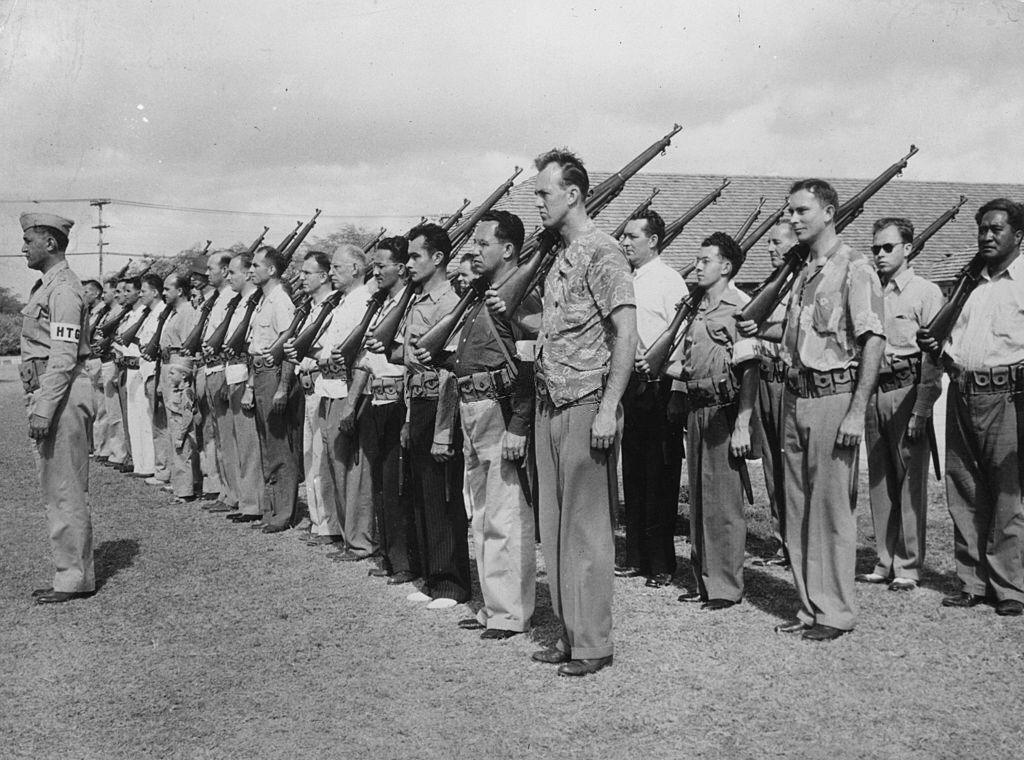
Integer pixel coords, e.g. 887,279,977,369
857,218,943,592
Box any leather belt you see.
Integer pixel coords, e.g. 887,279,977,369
297,369,319,395
759,356,785,384
947,362,1024,396
682,372,738,410
407,371,440,400
878,354,921,394
121,356,141,370
225,355,248,367
370,376,404,403
160,347,184,362
457,367,514,403
250,354,280,372
535,374,603,407
784,364,856,399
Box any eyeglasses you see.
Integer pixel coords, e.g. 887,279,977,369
870,243,905,255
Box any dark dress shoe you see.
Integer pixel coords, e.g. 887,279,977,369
775,620,809,634
367,567,390,578
261,524,289,534
229,514,261,523
645,573,673,588
801,624,848,641
129,472,154,478
35,590,94,604
532,648,571,664
677,591,704,603
458,618,486,630
328,550,364,562
481,628,520,640
941,592,990,608
387,571,418,585
206,502,234,513
174,495,199,503
557,656,613,677
996,599,1024,616
614,565,643,578
702,598,737,611
201,492,220,500
31,587,54,598
306,535,342,547
117,462,134,473
94,455,109,463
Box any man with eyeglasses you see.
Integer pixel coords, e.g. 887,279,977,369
857,218,943,592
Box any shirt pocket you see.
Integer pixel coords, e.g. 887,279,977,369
811,292,843,336
887,313,919,350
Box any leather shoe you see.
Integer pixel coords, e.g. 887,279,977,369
31,587,54,598
677,591,703,603
261,524,289,534
206,502,234,513
702,598,737,611
532,648,571,664
888,578,917,592
117,462,134,473
801,624,848,641
855,572,888,584
645,573,672,588
306,535,342,546
996,599,1024,617
557,656,613,677
387,571,418,585
328,550,364,562
613,565,643,578
481,628,520,640
367,567,390,578
229,514,261,523
35,589,94,604
129,471,154,478
458,618,485,630
941,592,990,608
774,620,809,634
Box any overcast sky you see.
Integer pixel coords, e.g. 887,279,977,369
2,0,1022,294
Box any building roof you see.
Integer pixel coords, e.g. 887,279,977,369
493,172,1024,286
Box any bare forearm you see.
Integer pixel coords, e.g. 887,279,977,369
600,310,638,416
849,334,884,416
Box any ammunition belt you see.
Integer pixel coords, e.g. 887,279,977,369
877,354,921,394
250,354,280,372
370,376,404,403
784,364,856,399
535,374,603,407
225,354,248,368
947,362,1024,396
121,356,141,370
19,358,47,395
407,370,440,400
457,367,515,403
682,372,738,411
319,358,346,381
297,368,319,395
159,347,185,362
759,356,786,384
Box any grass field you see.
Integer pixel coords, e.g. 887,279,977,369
1,363,1021,760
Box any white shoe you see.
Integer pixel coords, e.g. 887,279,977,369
145,477,166,486
426,597,457,610
406,591,431,603
889,578,917,591
855,572,887,584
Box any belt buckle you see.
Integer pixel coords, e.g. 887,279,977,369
972,370,990,389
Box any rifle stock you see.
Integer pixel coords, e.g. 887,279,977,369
414,277,489,362
334,289,388,369
117,305,152,348
94,308,131,355
182,292,219,355
369,284,416,350
267,297,312,364
362,227,387,254
739,199,787,253
224,291,263,356
836,144,919,231
280,210,322,265
291,290,345,362
141,305,173,361
204,293,242,355
643,286,706,378
920,252,986,351
274,221,303,255
441,198,472,234
246,226,270,256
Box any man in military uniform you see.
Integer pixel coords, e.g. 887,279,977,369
19,212,96,604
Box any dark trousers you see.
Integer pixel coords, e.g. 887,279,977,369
621,376,683,576
360,400,419,575
754,377,786,550
408,397,470,602
252,368,299,529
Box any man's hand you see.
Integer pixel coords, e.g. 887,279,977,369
730,424,751,459
666,391,687,427
282,338,298,363
241,385,255,411
328,345,350,373
501,431,527,461
431,441,454,462
591,407,618,450
634,356,651,376
338,399,357,434
271,388,288,415
836,409,866,448
28,413,51,440
916,328,940,355
364,337,385,354
484,288,507,316
410,344,433,366
906,412,926,441
400,421,410,449
735,318,759,338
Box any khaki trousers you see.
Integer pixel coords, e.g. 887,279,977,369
303,388,336,536
535,396,615,660
252,368,299,528
321,396,374,554
755,377,786,549
205,370,239,508
125,368,154,475
195,370,223,497
461,397,536,632
147,372,170,482
99,360,127,464
224,380,263,515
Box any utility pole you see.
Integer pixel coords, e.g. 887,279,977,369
90,199,110,278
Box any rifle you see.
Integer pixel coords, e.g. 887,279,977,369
333,289,389,370
611,188,661,239
448,166,524,255
94,307,131,356
362,227,387,254
204,293,242,355
906,195,969,265
413,277,490,362
737,145,920,327
658,179,731,252
274,221,303,255
246,226,271,256
141,304,173,361
280,210,322,265
739,199,788,254
266,298,313,365
733,197,766,242
223,290,264,356
918,253,986,355
116,305,152,348
642,286,706,378
497,124,683,316
88,303,111,344
182,291,220,356
441,198,472,235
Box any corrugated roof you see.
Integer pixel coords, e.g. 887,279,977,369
493,172,1024,286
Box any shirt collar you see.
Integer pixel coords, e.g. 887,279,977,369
984,251,1024,281
40,260,69,288
890,267,915,293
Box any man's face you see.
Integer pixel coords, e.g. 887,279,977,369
300,259,328,295
163,277,183,306
788,189,833,245
977,210,1022,265
621,219,657,270
373,249,404,292
227,258,250,292
406,236,439,285
471,221,508,279
206,253,228,288
251,251,274,286
140,281,161,306
190,274,208,294
84,283,101,307
122,283,141,307
871,225,910,279
767,224,798,268
22,229,51,271
103,282,117,305
534,163,574,231
330,252,356,291
695,245,730,288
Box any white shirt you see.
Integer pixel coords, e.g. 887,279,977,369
945,252,1024,370
314,284,372,398
632,257,688,353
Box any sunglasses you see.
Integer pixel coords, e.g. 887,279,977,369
870,243,905,255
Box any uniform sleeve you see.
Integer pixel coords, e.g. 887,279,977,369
847,259,885,340
588,245,635,319
35,283,85,422
913,281,946,417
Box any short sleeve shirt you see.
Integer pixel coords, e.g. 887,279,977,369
945,253,1024,370
247,281,295,356
537,221,635,406
676,286,758,382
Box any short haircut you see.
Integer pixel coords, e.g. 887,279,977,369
406,223,452,259
872,217,914,243
376,236,409,265
102,275,119,287
232,250,254,268
975,198,1024,232
789,178,840,213
634,209,666,250
255,245,287,277
210,251,233,269
82,279,102,292
479,209,525,252
460,251,475,264
334,243,367,277
141,273,164,293
29,225,69,252
304,250,332,273
701,231,745,278
168,272,191,296
534,148,590,199
122,277,142,290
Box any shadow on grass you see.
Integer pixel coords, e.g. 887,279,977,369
94,538,140,592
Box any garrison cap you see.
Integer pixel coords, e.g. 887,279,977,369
20,212,74,236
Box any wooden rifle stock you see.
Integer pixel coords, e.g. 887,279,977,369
643,286,706,378
733,197,766,242
88,303,111,344
224,291,263,356
204,293,242,354
611,188,661,239
266,297,312,364
369,283,416,350
414,277,489,362
334,289,388,369
290,290,345,362
141,305,173,361
920,252,986,351
906,196,968,265
117,305,152,348
448,166,524,256
245,226,270,256
94,308,131,355
182,292,219,355
659,179,731,252
739,199,788,253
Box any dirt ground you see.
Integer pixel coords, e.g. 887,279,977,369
1,364,1021,760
